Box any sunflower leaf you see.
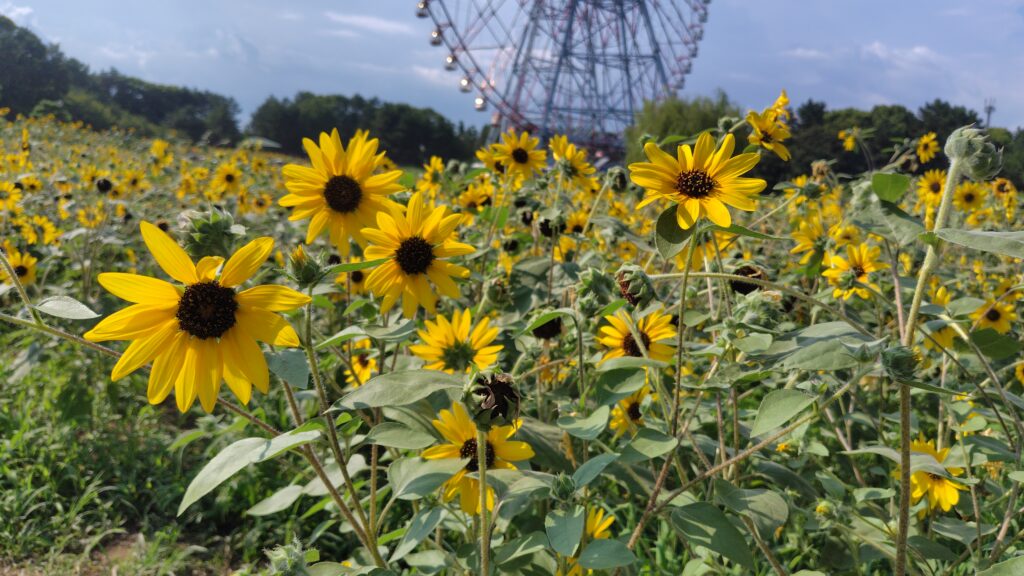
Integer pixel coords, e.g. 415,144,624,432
334,370,463,411
556,406,609,440
871,172,911,202
654,205,696,259
324,258,388,275
670,502,754,570
545,505,585,556
577,538,636,570
750,390,817,437
935,228,1024,259
34,295,99,320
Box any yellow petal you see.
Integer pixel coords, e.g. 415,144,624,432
195,256,225,282
110,319,179,381
235,308,301,347
237,285,311,311
220,237,274,287
140,221,197,284
96,273,180,306
84,304,176,342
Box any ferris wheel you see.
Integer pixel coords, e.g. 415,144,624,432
415,0,711,154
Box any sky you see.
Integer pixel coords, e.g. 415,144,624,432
4,0,1024,130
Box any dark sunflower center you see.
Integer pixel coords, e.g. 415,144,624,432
675,169,717,199
225,174,235,183
626,400,642,422
441,340,477,372
356,353,370,368
14,265,28,277
852,265,866,278
255,198,266,207
761,132,773,143
572,224,584,233
930,182,941,193
986,308,1002,321
622,331,652,357
511,148,530,164
176,281,238,339
350,270,364,284
394,236,435,275
323,175,363,214
460,438,496,472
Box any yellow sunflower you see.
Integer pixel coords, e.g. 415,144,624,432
0,181,23,213
280,128,404,256
629,132,766,230
416,155,445,198
83,221,311,413
421,402,534,515
550,135,597,190
1,240,37,286
916,169,946,211
838,128,859,152
821,243,887,300
609,386,652,439
790,215,825,264
971,299,1016,334
344,338,377,387
597,308,677,364
335,256,369,296
361,191,474,318
953,181,987,213
828,222,861,248
746,108,791,161
907,437,966,515
917,132,940,164
493,130,547,180
210,163,241,197
409,308,503,373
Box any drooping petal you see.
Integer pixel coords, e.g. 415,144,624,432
236,308,301,347
110,319,179,381
96,273,181,307
140,221,197,284
220,237,275,287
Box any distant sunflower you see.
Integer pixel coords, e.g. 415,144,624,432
597,308,676,364
409,308,502,373
609,386,652,439
907,437,966,515
953,181,986,213
421,401,533,515
789,215,826,264
344,338,377,387
493,130,546,180
917,132,940,164
0,181,22,213
838,128,859,152
362,191,474,318
335,256,368,295
971,299,1016,334
992,177,1017,199
280,129,404,256
211,163,241,196
564,211,589,235
550,134,597,190
916,169,946,210
1,240,37,286
475,144,506,176
822,243,887,301
84,221,311,413
629,132,766,230
746,108,791,161
559,507,616,576
416,155,445,198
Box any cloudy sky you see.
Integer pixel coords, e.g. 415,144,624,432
4,0,1024,130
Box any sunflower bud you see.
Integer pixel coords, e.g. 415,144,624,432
550,472,576,502
945,125,1003,181
288,246,325,290
184,209,243,259
576,267,617,317
471,372,521,429
882,345,918,382
616,264,655,308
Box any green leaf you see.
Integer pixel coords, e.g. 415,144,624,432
577,539,636,570
932,517,996,546
1008,471,1024,483
545,506,585,556
654,206,696,259
265,349,310,389
713,479,789,536
572,453,618,489
364,422,436,450
749,390,816,437
871,172,911,202
970,328,1022,360
316,325,367,350
712,223,785,241
34,296,99,320
853,487,894,502
670,502,754,569
521,308,576,336
247,485,303,516
979,556,1024,576
493,531,549,566
325,258,387,275
557,406,610,441
389,457,465,500
364,320,417,342
595,357,667,372
335,370,462,410
178,429,321,515
390,507,444,562
935,228,1024,259
620,428,678,463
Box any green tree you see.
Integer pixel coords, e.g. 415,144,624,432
624,90,741,163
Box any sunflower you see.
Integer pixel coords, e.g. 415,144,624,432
493,130,546,180
1,240,37,286
0,181,22,214
421,401,534,515
790,215,826,264
416,155,445,198
210,163,242,199
917,132,940,164
280,128,404,256
971,299,1016,334
629,132,765,230
746,108,791,161
953,181,987,213
597,308,677,364
409,308,502,373
609,386,652,438
344,338,377,387
335,256,368,295
838,128,859,152
828,222,861,248
550,135,597,191
565,211,589,235
822,243,887,300
362,191,474,318
906,437,966,515
992,177,1017,199
83,221,311,413
476,144,506,176
916,169,946,210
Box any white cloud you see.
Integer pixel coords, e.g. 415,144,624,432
324,12,415,35
412,65,457,88
0,2,33,24
860,41,941,69
97,44,156,68
781,47,831,61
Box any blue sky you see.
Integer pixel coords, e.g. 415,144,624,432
4,0,1024,130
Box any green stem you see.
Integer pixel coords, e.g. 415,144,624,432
477,427,491,575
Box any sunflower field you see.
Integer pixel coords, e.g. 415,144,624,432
3,95,1024,576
